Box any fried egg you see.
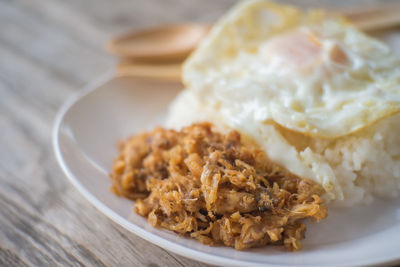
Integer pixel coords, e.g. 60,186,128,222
182,0,400,138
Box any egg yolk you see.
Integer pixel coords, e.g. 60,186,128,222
261,30,348,73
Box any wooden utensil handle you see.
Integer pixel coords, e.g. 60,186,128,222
349,8,400,31
116,61,182,81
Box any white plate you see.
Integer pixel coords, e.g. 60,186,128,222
53,75,400,267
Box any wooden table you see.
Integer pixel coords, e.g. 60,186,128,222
0,0,234,266
1,0,400,266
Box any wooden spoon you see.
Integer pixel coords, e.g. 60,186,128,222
110,4,400,81
107,24,210,62
109,6,400,61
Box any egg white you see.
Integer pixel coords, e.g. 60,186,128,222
182,0,400,138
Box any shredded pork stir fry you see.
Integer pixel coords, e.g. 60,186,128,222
110,123,327,251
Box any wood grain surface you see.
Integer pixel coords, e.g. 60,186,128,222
1,0,400,266
0,0,234,266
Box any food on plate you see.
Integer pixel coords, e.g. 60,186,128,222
110,0,400,251
167,0,400,206
111,123,327,250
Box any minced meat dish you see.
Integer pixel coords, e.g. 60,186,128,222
110,123,327,251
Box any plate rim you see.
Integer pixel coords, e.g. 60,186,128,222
52,73,400,267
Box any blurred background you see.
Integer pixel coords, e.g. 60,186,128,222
1,0,400,266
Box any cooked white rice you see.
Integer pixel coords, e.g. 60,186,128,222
166,90,400,207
